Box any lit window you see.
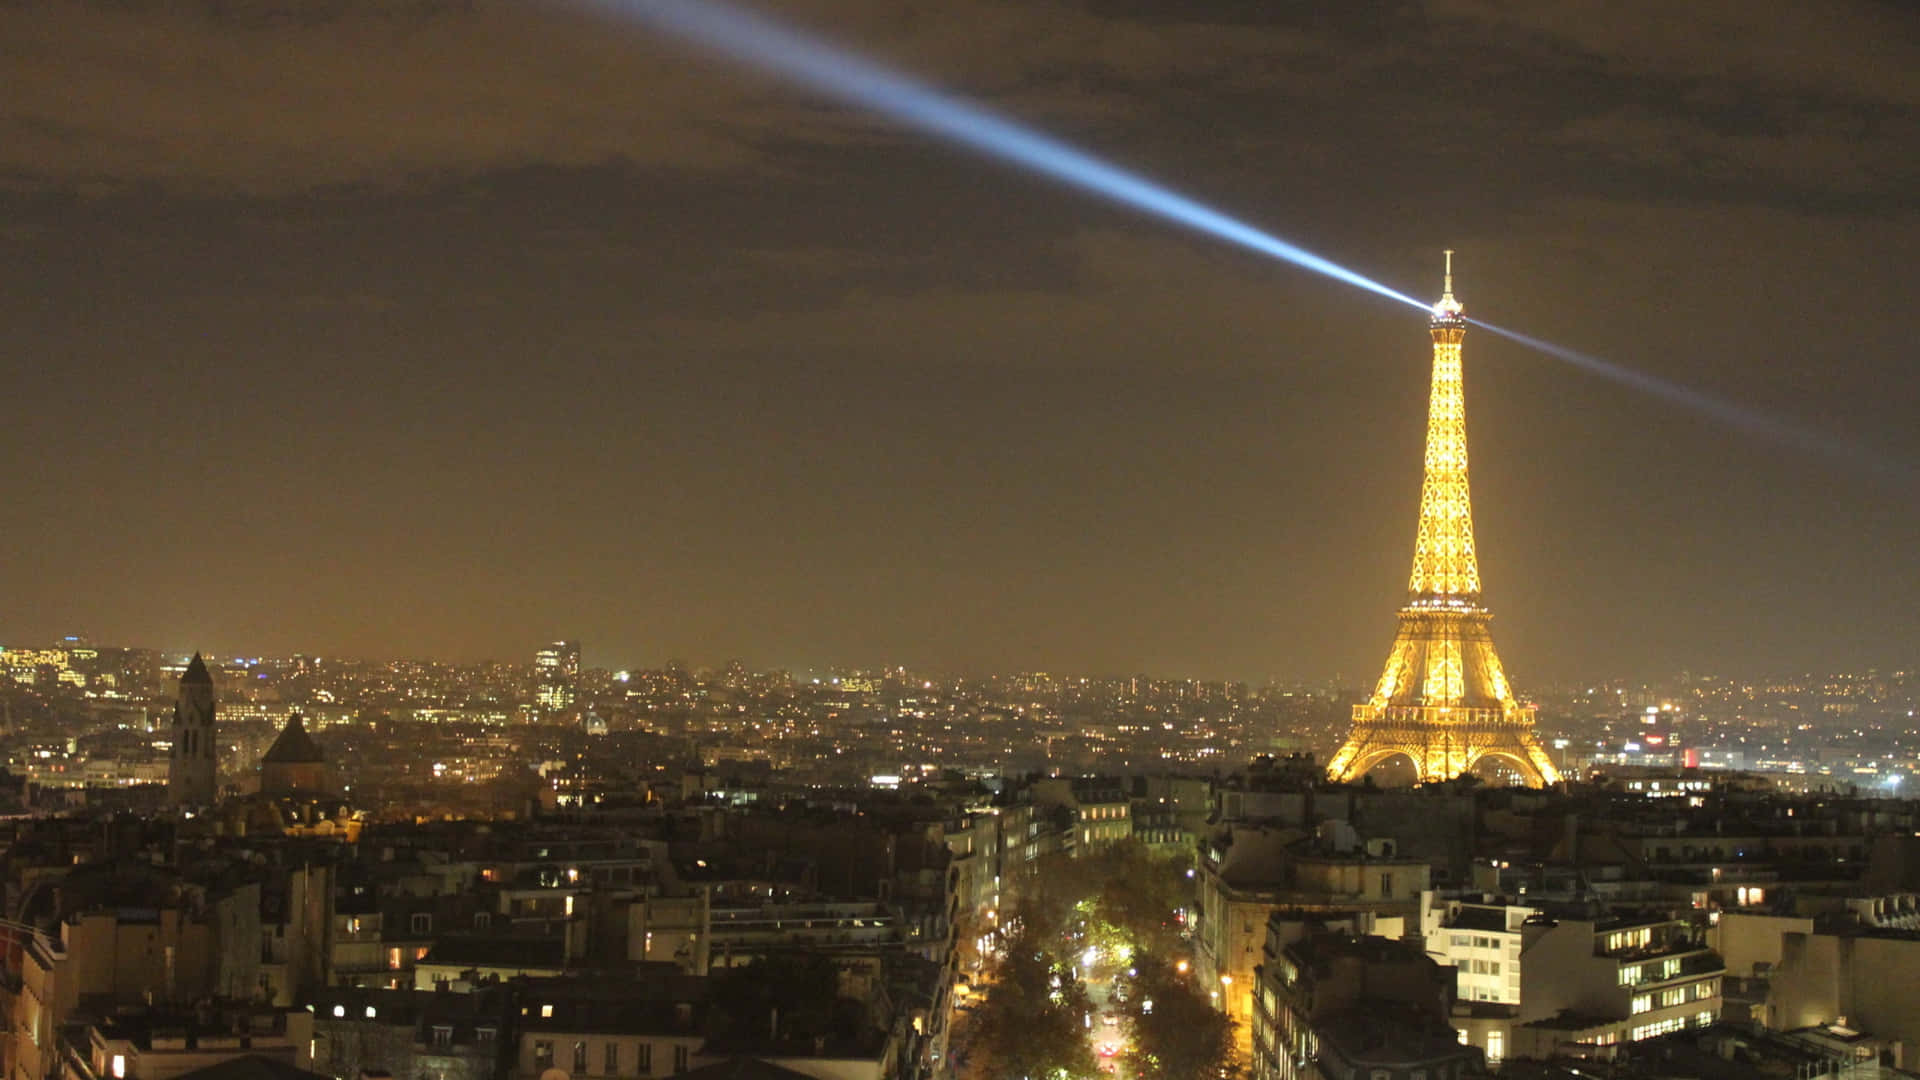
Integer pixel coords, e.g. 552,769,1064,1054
112,1057,126,1079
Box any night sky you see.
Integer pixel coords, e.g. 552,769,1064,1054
3,0,1916,684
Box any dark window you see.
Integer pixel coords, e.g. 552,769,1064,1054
534,1042,554,1070
635,1044,652,1076
672,1046,688,1073
604,1043,618,1074
573,1041,587,1074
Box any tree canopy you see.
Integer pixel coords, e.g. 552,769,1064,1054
969,926,1100,1080
1121,951,1237,1080
1011,839,1192,956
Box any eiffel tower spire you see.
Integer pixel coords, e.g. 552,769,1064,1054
1408,247,1480,607
1326,253,1562,787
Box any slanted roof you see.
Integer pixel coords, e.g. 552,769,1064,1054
1313,1005,1476,1067
677,1060,821,1080
182,653,212,685
171,1056,330,1080
263,715,324,764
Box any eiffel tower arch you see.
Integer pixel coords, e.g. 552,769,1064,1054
1327,254,1562,789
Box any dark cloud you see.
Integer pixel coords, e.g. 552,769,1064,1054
0,0,1915,680
5,0,1911,205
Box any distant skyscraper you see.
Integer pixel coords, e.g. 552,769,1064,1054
1325,255,1562,788
535,640,582,716
167,652,219,805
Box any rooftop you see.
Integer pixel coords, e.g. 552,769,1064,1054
419,936,566,970
678,1059,823,1080
263,715,324,764
1314,1005,1478,1067
172,1057,330,1080
1445,906,1516,933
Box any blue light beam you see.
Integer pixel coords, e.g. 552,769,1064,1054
583,0,1428,311
585,0,1910,483
1471,318,1911,482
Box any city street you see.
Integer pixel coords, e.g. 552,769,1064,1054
1079,949,1135,1076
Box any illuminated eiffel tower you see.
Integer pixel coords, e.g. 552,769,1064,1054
1325,254,1562,787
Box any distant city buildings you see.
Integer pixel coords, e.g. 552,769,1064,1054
535,641,581,718
0,645,1916,1079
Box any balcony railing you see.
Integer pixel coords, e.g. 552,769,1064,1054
1620,950,1724,986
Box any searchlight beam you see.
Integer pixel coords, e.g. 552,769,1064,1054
584,0,1426,310
584,0,1904,481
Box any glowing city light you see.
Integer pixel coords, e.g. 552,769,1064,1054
582,0,1427,311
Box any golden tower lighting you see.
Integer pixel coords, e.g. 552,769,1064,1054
1325,253,1563,787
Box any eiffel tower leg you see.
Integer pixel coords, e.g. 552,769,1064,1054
1326,739,1363,782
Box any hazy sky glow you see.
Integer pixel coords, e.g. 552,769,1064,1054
3,0,1916,683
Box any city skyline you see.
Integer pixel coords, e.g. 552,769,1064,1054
7,633,1914,696
4,0,1917,683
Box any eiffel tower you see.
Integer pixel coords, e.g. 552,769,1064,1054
1326,254,1562,787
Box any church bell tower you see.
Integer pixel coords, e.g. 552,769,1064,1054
167,652,219,806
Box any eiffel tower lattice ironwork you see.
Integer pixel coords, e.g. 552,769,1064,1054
1325,253,1562,787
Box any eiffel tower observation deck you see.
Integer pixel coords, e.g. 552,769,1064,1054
1326,253,1562,787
